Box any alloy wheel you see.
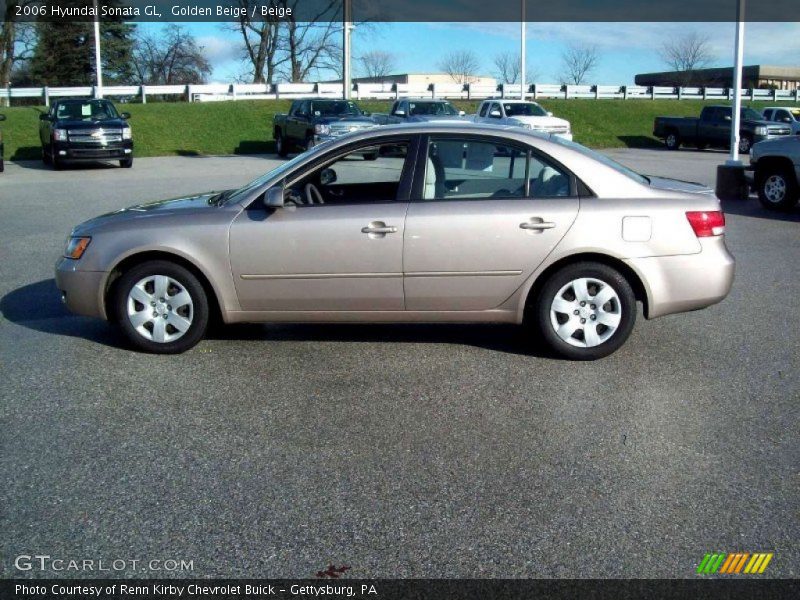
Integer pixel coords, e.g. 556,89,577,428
763,174,787,204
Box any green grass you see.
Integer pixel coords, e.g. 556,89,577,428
0,98,780,161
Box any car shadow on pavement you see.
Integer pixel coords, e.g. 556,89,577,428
210,322,552,358
11,159,121,171
2,279,552,357
721,196,800,222
0,279,124,347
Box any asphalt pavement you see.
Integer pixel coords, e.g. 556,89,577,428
0,149,798,578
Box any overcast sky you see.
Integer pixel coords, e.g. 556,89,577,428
143,21,800,83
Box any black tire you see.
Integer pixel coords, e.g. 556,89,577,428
0,158,4,173
533,262,637,360
304,135,315,152
50,146,62,170
120,157,133,168
696,143,708,151
664,130,680,150
275,130,288,157
738,134,753,154
113,260,209,354
42,145,51,165
757,167,799,211
362,152,379,161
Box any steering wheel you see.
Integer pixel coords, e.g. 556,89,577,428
304,183,324,205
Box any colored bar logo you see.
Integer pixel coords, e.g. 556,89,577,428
697,552,773,574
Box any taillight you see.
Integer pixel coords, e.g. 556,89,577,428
686,211,725,237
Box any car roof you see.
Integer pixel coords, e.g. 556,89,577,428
398,97,453,102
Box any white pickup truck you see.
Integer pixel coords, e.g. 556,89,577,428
474,99,572,140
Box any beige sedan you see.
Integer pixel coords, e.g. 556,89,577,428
56,124,734,360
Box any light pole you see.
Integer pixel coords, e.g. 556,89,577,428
727,0,746,165
520,0,526,100
343,0,352,99
93,0,103,98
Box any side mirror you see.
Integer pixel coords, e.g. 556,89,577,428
489,109,502,118
120,112,131,119
547,111,554,117
394,110,406,117
458,110,466,116
724,115,732,121
263,186,285,208
320,168,337,186
362,111,371,116
39,113,50,121
782,117,792,123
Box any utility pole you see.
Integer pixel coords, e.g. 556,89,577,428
727,0,746,165
343,0,352,99
520,0,526,99
93,0,103,98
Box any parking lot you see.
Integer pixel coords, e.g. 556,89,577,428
0,149,798,578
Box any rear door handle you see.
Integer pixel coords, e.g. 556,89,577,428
520,220,556,231
361,221,397,235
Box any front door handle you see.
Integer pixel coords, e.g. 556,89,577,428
362,221,397,236
520,220,556,231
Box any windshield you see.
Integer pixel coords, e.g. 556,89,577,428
504,103,548,117
550,136,650,186
312,101,361,116
56,100,119,121
741,108,763,121
408,102,458,116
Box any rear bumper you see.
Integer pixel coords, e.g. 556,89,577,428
625,237,735,319
52,140,133,161
55,257,108,320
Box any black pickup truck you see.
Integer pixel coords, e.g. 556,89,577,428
273,98,377,157
653,105,792,153
0,113,6,173
39,98,133,169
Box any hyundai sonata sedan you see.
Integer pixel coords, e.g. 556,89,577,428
55,123,734,360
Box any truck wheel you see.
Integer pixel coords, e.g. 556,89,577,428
42,146,51,165
757,167,799,211
738,134,753,154
119,157,133,168
275,131,288,157
664,131,680,150
0,158,4,173
304,135,316,152
50,146,62,170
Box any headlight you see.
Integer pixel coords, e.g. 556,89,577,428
64,237,91,259
53,128,68,141
754,126,767,136
314,124,330,135
122,127,132,140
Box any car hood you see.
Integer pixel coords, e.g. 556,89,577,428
407,114,471,122
54,118,128,129
646,176,715,196
316,115,375,125
507,115,570,129
71,192,224,235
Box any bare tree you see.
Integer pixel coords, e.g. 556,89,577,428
1,1,35,91
559,43,599,85
358,50,396,79
438,50,480,84
132,25,211,85
660,32,713,85
492,51,540,84
277,0,343,82
226,0,284,84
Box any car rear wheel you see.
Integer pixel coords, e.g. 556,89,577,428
275,131,288,157
664,131,680,150
533,262,636,360
113,260,209,354
757,168,799,211
738,134,753,154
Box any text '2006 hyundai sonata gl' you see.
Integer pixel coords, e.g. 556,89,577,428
55,123,734,360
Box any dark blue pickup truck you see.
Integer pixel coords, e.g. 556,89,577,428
653,105,792,154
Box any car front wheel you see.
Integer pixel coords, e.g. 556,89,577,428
757,168,799,211
120,157,133,168
534,262,636,360
113,260,209,354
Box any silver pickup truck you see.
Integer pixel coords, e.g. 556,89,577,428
372,98,469,125
750,135,800,210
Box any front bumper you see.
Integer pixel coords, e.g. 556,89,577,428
52,140,133,162
625,237,735,319
55,257,108,320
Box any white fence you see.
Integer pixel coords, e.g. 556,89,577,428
2,82,799,105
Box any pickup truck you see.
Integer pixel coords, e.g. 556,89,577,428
473,99,572,140
750,135,800,211
39,98,133,169
273,98,377,157
372,98,469,125
761,106,800,135
653,105,792,153
0,113,6,173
